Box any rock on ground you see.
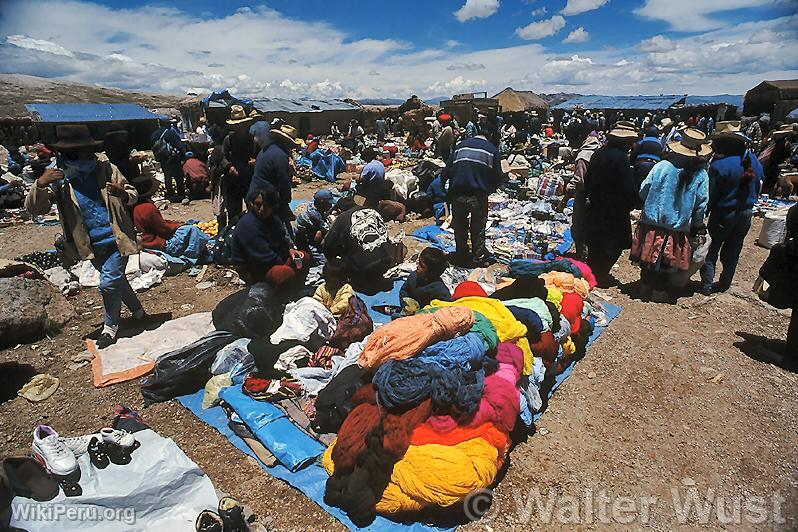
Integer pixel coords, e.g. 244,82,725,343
0,277,73,347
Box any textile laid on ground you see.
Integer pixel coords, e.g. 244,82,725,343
86,312,215,387
71,251,168,292
10,429,218,532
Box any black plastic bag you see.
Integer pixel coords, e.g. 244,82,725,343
212,282,284,338
141,331,237,405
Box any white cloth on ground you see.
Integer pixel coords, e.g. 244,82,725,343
270,297,336,349
275,345,313,372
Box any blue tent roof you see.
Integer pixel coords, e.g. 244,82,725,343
683,95,744,108
552,95,685,111
201,90,254,109
25,103,159,123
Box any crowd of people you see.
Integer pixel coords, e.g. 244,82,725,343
3,96,795,360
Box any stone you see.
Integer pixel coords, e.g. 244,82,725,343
0,277,74,348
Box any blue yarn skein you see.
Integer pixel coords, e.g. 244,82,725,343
373,333,489,414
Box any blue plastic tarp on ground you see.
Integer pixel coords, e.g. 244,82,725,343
218,386,325,471
298,150,345,182
177,390,454,532
356,279,403,325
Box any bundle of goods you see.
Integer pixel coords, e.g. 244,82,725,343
319,267,600,525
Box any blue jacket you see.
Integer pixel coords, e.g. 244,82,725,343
640,160,709,232
250,142,292,221
230,212,290,269
707,152,763,214
633,136,663,163
444,136,503,196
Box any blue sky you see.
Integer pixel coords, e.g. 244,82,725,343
0,0,796,99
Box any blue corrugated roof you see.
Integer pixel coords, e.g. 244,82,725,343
553,95,685,111
25,103,159,123
253,98,360,114
683,95,744,107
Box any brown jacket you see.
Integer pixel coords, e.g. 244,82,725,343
25,159,140,259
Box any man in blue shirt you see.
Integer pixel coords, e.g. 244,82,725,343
250,123,300,230
700,122,764,294
442,134,504,267
355,147,388,208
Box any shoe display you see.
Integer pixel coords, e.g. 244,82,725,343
58,434,93,456
195,510,224,532
218,496,248,532
87,437,109,469
31,426,78,477
100,428,136,449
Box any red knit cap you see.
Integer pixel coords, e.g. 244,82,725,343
452,281,488,300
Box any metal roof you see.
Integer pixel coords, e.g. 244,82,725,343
552,95,685,111
253,98,361,114
25,103,159,123
683,95,744,107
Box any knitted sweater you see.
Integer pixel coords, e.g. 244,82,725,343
639,160,709,232
133,201,180,250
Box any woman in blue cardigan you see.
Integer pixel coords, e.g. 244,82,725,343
632,128,712,302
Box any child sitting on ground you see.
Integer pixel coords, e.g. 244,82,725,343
400,247,451,310
313,258,355,318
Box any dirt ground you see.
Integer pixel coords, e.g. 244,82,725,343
0,183,796,531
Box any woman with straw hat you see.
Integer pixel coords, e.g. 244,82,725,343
699,122,764,295
582,124,640,287
631,127,712,302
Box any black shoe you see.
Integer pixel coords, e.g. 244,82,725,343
446,253,472,268
698,285,713,296
472,256,495,268
87,437,109,469
218,496,247,532
196,510,224,532
96,333,116,349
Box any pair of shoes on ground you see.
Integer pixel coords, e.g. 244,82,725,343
96,308,148,349
32,425,137,477
196,496,248,532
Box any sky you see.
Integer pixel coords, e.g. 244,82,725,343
0,0,796,100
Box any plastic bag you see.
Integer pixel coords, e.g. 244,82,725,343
210,338,252,375
141,331,237,405
212,282,283,338
202,373,232,409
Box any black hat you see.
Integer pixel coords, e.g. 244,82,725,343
50,125,103,152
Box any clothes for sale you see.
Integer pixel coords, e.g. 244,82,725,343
313,282,355,319
270,297,337,349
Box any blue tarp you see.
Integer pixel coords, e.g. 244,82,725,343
25,103,158,123
298,150,346,182
553,95,684,111
201,90,254,109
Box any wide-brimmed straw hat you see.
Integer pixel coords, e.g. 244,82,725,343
269,124,302,148
50,125,104,151
658,117,673,130
226,104,253,125
711,121,747,142
608,121,640,140
131,174,160,198
668,127,712,158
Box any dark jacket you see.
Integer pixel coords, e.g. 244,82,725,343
150,127,184,163
250,142,293,221
708,152,763,214
323,207,392,275
584,145,637,253
294,204,329,250
230,212,291,272
399,272,451,307
444,135,503,196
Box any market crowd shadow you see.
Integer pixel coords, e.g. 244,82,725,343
83,312,173,343
0,362,38,404
734,331,797,373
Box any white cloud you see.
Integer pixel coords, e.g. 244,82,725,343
427,76,486,94
445,39,460,48
638,35,673,52
6,35,74,57
516,15,566,40
454,0,500,22
561,0,609,17
564,27,590,43
447,62,487,71
635,0,774,31
530,7,548,17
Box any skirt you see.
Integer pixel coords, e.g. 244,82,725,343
630,224,692,272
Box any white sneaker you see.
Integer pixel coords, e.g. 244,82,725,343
58,434,94,456
32,425,78,477
100,428,135,449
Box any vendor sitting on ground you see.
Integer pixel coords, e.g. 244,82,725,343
231,184,310,288
182,151,210,200
322,196,394,294
355,147,391,208
131,175,210,262
294,189,334,253
313,258,355,318
400,247,451,309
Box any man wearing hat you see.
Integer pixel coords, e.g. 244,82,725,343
583,124,640,287
760,123,797,193
221,105,257,223
700,122,764,294
150,118,186,203
26,125,145,348
250,123,302,228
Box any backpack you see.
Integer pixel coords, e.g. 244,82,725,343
152,129,178,162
